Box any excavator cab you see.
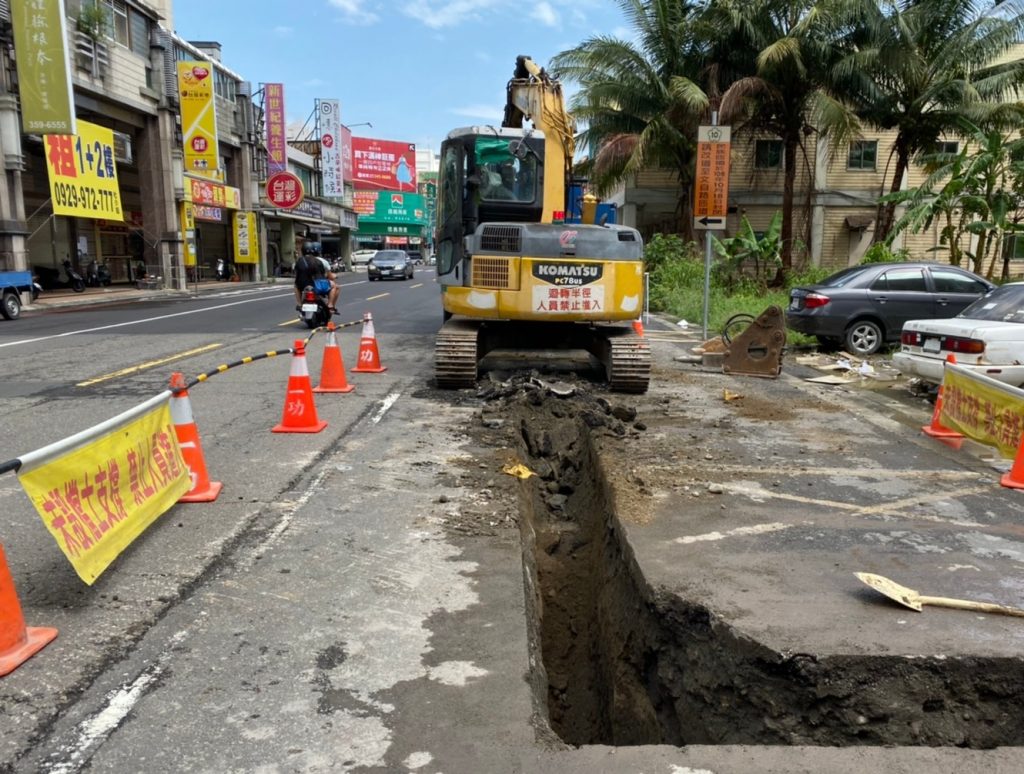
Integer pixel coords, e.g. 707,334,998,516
436,128,547,278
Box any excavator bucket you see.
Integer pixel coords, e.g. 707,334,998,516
722,305,786,378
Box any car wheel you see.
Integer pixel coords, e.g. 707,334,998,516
1,291,21,320
844,320,883,356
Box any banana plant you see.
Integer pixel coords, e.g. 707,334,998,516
711,212,783,289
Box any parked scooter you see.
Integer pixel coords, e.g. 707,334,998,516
62,259,86,293
297,282,332,329
85,259,112,287
215,257,234,281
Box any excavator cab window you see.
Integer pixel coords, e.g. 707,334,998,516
475,138,537,204
436,140,465,275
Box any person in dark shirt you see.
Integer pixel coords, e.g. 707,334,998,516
293,247,325,309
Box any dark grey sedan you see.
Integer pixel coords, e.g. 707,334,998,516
367,250,414,281
786,262,994,355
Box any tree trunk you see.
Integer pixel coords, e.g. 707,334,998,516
875,142,909,244
676,180,694,243
774,133,799,286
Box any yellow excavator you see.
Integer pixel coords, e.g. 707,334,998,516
434,55,650,393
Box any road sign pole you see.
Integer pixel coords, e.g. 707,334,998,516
702,111,718,342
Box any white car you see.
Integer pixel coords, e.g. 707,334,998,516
352,249,377,266
893,283,1024,387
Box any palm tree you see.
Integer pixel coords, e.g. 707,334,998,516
549,0,709,240
712,0,863,279
837,0,1024,244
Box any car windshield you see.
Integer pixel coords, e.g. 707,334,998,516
958,284,1024,323
375,251,405,260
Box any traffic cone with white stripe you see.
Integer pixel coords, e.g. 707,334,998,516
922,354,964,448
170,372,222,502
352,312,387,373
273,340,328,433
0,543,57,677
314,322,355,394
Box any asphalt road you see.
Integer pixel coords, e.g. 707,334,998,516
4,278,1024,773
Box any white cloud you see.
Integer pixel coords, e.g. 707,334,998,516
327,0,379,24
449,104,503,123
273,25,294,37
402,0,501,29
531,1,558,27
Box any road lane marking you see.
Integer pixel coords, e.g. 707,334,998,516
0,293,296,350
278,319,301,326
372,392,401,424
675,522,800,545
76,343,223,386
409,283,424,289
366,293,389,301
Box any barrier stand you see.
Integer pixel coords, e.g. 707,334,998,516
0,543,57,677
272,340,328,433
352,312,388,374
169,372,223,502
922,354,964,448
314,322,355,394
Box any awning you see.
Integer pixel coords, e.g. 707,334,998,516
844,215,875,230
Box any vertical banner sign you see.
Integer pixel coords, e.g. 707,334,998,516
319,99,344,197
44,120,123,220
177,61,219,173
181,202,196,266
693,125,731,230
265,83,287,176
11,0,76,135
233,211,259,264
16,400,190,585
340,124,353,182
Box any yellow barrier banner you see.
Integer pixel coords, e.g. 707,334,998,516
17,402,189,585
44,120,123,220
940,363,1024,459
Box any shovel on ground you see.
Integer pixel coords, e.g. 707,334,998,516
855,572,1024,618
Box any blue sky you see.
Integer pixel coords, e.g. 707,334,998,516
171,0,629,157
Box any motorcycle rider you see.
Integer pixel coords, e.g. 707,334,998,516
293,243,339,312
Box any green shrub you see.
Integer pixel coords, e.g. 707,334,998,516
859,243,910,265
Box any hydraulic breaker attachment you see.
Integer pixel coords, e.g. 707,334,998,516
722,305,786,378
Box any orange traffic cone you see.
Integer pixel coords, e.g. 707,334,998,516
0,543,57,677
352,312,387,374
170,372,222,503
633,317,645,336
922,354,963,448
273,340,328,433
1001,435,1024,489
314,323,355,394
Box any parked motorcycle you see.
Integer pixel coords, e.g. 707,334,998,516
85,260,112,287
62,259,86,293
297,282,332,329
215,257,234,281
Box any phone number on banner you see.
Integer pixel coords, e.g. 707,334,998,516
53,181,122,217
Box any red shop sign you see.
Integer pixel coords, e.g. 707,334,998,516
266,171,304,209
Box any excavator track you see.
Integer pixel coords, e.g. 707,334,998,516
604,330,651,394
435,319,480,389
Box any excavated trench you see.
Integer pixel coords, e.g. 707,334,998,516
499,384,1024,749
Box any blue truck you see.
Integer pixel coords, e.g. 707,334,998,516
0,270,33,320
